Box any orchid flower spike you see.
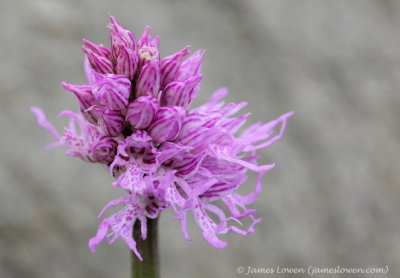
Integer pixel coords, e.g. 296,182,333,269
31,14,293,260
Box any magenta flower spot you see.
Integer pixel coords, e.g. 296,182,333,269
31,15,292,261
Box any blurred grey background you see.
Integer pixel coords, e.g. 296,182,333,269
1,0,399,277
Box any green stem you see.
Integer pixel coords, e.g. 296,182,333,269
131,218,159,278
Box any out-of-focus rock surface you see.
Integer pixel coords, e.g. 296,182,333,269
1,0,399,277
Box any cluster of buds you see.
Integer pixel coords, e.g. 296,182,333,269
59,16,204,155
31,14,292,260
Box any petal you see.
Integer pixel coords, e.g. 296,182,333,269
89,201,146,260
138,46,159,71
176,49,206,81
136,60,161,98
113,163,147,194
178,127,219,153
241,111,294,152
157,142,191,165
90,135,118,164
82,45,113,74
161,75,202,109
148,106,186,144
160,46,190,87
93,106,125,137
97,197,131,218
57,110,116,164
173,210,192,241
82,39,112,59
192,203,228,249
61,82,98,124
88,219,109,253
30,107,61,142
219,113,250,134
207,145,275,173
231,171,266,206
137,25,159,49
194,87,228,112
92,73,131,110
84,56,96,84
108,13,136,51
115,46,138,80
126,95,159,130
173,153,207,178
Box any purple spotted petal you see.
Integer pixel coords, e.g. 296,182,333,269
113,163,147,193
192,202,228,249
89,199,146,260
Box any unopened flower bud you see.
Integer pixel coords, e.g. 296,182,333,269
61,82,98,124
126,95,159,130
160,46,190,87
137,25,159,49
148,106,186,143
162,75,202,109
115,46,138,80
92,73,131,110
90,135,118,164
108,14,136,48
136,60,160,98
93,106,125,137
138,46,159,70
176,49,206,81
82,39,112,59
82,41,113,74
108,14,136,59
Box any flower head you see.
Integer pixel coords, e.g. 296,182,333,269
31,15,292,260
